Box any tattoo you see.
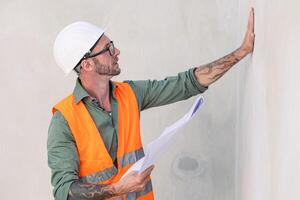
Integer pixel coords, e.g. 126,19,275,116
194,48,247,86
67,180,117,200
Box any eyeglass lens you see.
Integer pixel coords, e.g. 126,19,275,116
109,42,115,56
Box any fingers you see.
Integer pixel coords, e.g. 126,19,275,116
143,175,151,183
140,165,154,177
138,175,151,192
248,7,255,32
117,166,154,194
139,165,154,181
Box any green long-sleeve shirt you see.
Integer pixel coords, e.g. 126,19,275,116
47,68,207,200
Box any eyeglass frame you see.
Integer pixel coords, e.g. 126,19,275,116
83,41,115,59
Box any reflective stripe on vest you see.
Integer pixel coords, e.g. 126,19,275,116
81,165,118,184
53,82,154,200
81,147,145,184
119,147,145,168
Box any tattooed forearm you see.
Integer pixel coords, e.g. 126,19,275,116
194,48,249,86
67,181,118,200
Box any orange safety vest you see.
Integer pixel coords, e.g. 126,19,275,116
53,82,154,200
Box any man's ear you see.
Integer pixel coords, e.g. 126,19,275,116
80,59,94,72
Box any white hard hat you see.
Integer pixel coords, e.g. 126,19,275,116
53,21,105,74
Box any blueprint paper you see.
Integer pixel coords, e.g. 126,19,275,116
122,96,204,179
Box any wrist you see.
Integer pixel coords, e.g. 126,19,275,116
235,47,249,58
111,182,124,196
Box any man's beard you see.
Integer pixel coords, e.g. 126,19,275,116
92,58,121,76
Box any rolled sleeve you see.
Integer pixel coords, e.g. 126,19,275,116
126,68,208,111
189,68,208,93
47,111,79,200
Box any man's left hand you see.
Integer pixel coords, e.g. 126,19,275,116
240,7,255,53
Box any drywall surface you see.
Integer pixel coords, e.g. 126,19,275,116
0,0,240,199
236,0,300,200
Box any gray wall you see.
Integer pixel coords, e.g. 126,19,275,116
0,0,241,199
236,1,300,200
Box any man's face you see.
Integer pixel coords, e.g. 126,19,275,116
90,35,121,76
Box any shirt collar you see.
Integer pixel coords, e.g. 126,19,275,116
73,78,118,104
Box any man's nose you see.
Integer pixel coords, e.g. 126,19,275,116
115,48,120,56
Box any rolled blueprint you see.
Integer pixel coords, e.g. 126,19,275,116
122,96,204,179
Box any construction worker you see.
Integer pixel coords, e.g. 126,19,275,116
48,8,255,200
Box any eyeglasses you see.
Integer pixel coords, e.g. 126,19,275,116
84,41,115,59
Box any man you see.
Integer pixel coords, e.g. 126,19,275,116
48,8,255,200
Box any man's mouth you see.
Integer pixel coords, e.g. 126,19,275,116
114,58,119,65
